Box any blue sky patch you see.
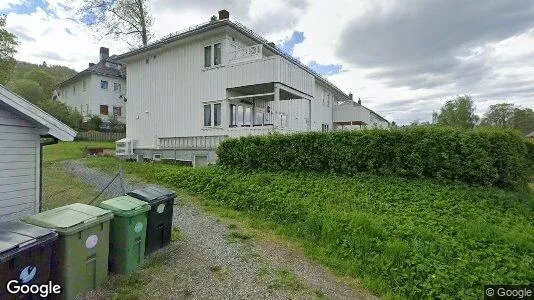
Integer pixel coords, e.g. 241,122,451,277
308,60,343,76
0,0,48,15
278,31,305,55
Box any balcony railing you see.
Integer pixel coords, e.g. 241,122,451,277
158,135,228,149
228,44,263,64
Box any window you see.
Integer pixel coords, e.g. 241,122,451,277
254,111,264,125
214,103,221,126
214,43,221,65
204,45,212,67
82,80,86,91
230,104,237,126
101,80,108,89
322,124,330,132
204,104,211,126
114,83,121,92
230,103,254,126
100,105,109,115
237,105,244,126
113,106,122,116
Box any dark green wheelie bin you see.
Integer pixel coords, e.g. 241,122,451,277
98,196,150,275
23,203,113,299
126,186,176,255
0,221,57,299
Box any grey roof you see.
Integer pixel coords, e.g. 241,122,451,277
57,57,126,88
527,131,534,137
114,19,350,100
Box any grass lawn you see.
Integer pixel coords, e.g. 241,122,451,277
42,141,115,208
82,156,534,299
43,141,115,163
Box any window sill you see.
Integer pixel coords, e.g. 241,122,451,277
202,126,224,130
202,64,224,71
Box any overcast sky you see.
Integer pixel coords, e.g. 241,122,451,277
2,0,534,124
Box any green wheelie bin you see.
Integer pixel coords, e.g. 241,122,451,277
98,196,150,275
23,203,113,300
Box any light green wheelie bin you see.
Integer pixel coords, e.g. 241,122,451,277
98,196,150,275
23,203,113,299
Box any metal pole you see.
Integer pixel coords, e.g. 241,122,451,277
119,164,125,195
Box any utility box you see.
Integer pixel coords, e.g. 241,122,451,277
126,186,176,255
0,221,58,299
98,196,150,275
23,203,113,299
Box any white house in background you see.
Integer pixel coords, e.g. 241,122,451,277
54,47,127,123
333,98,389,130
0,84,76,223
114,10,388,165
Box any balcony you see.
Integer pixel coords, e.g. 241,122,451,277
228,44,263,65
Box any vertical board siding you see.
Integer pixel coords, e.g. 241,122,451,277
126,31,336,148
0,108,38,223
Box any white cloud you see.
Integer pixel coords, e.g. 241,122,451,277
4,0,534,124
0,0,27,11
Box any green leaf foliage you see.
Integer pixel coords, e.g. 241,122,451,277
39,99,83,130
135,164,533,299
0,15,18,84
7,79,44,104
217,127,529,189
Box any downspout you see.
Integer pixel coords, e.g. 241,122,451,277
39,135,59,212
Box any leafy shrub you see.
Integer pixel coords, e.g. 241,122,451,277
141,165,533,299
217,127,529,188
108,115,126,132
526,140,534,176
87,115,103,131
39,99,83,130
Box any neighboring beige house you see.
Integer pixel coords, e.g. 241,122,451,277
0,84,76,223
114,10,388,165
54,47,127,124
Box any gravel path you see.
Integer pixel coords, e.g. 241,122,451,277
62,160,377,300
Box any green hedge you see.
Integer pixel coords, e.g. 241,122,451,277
217,127,529,188
526,140,534,175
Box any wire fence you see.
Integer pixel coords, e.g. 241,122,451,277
59,161,143,205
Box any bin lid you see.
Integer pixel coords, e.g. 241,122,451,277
98,196,151,217
0,221,57,261
126,186,176,205
23,203,113,236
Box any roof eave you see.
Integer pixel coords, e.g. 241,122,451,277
0,85,77,141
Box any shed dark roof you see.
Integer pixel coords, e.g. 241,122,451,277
57,58,126,88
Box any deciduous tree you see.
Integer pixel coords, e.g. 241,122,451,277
80,0,153,47
0,15,18,84
434,95,479,129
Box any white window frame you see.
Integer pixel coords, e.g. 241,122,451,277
202,40,224,70
202,101,223,128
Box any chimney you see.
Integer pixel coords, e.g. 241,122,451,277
88,63,95,67
218,9,229,20
99,47,109,61
358,98,362,105
349,93,353,100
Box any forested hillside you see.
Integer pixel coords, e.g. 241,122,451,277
3,60,83,130
6,61,77,102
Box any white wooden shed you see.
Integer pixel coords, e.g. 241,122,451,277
0,84,76,223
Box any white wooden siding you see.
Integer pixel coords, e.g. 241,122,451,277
124,30,347,148
0,107,39,223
